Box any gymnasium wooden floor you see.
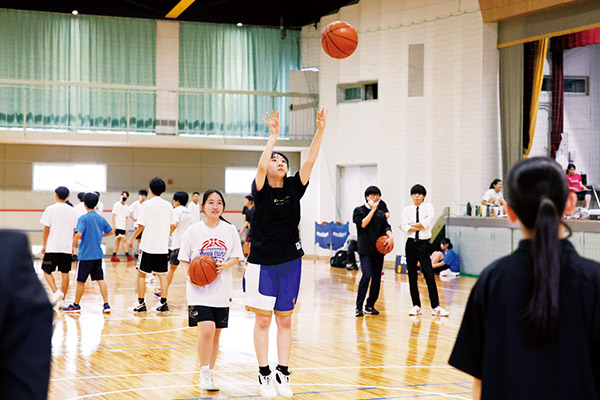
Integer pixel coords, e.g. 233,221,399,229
39,258,475,399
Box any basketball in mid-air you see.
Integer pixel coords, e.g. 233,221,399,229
188,255,218,286
376,236,393,255
321,21,358,59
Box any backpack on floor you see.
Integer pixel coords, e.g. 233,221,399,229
330,250,348,268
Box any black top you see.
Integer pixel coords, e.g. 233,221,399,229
0,231,53,399
449,240,600,399
352,205,391,256
378,200,389,215
248,172,308,265
242,206,256,226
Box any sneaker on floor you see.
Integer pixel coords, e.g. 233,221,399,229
63,303,81,313
275,370,293,398
258,373,277,398
110,255,120,262
133,302,147,313
408,305,422,316
126,255,136,262
199,369,219,391
153,292,161,300
355,308,364,317
49,290,63,307
364,306,380,315
153,302,169,314
103,303,111,314
432,306,450,317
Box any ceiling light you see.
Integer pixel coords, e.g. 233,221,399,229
237,23,243,27
72,10,79,15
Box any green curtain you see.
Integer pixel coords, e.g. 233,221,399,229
0,9,156,131
499,44,524,178
179,22,300,137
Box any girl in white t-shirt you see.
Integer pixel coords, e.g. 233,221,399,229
178,189,243,393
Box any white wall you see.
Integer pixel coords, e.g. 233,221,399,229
300,0,500,257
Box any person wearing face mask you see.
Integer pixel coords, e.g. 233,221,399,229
111,191,134,262
401,184,449,317
129,189,148,258
243,108,327,398
353,186,393,318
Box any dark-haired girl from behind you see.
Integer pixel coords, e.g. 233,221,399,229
449,157,600,399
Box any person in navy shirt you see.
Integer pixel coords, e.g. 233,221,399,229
63,192,114,314
431,238,459,276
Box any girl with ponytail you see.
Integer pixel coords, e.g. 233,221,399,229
449,157,600,399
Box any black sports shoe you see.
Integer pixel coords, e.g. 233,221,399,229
355,308,364,317
153,302,169,314
364,306,380,315
133,302,147,312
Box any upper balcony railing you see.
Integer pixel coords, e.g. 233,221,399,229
0,79,318,140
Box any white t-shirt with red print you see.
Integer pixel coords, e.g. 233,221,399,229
179,220,243,308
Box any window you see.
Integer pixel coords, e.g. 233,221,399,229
32,163,107,192
225,168,256,194
542,76,589,94
338,81,378,103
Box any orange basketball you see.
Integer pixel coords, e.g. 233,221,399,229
376,236,393,255
321,21,358,59
188,255,218,287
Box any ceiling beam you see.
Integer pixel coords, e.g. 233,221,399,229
479,0,586,23
165,0,196,19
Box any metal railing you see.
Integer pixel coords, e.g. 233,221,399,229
0,79,319,140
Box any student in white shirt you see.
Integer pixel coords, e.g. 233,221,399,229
155,191,194,299
111,191,134,263
40,186,77,306
481,179,505,206
73,192,87,260
129,189,148,257
188,191,202,224
94,191,105,215
128,178,177,314
178,189,243,392
400,184,449,317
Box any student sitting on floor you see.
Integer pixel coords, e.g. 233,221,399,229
430,238,460,277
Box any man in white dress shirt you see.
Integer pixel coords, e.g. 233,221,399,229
187,191,201,224
401,184,449,317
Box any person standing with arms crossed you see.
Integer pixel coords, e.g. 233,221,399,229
243,108,327,398
401,184,449,317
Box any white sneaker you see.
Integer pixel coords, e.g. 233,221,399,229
408,305,422,316
258,373,277,398
275,370,293,398
439,269,450,276
432,306,450,317
199,369,219,391
49,290,63,307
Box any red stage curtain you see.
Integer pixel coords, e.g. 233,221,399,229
549,27,600,158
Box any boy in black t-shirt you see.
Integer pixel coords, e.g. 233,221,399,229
353,186,393,317
243,108,327,398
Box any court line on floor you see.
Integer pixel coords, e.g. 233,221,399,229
101,326,190,337
51,365,459,382
64,382,471,400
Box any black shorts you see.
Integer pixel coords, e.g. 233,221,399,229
137,251,168,274
169,248,180,266
42,252,72,274
115,229,126,237
76,259,104,282
577,190,592,201
135,230,143,240
188,305,229,328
